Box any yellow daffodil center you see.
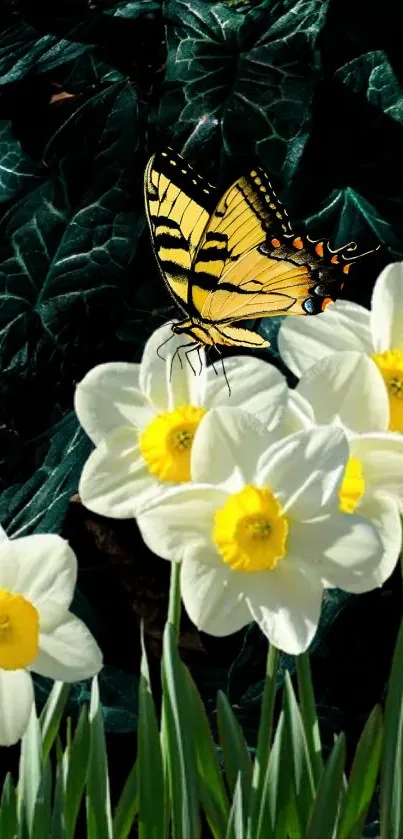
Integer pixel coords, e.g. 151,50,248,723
138,405,207,482
213,485,288,572
339,457,365,514
0,590,39,670
371,349,403,431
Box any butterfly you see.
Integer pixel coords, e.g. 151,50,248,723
144,148,377,351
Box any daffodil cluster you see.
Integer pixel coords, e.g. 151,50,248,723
76,261,403,658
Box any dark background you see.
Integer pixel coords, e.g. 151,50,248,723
1,0,403,834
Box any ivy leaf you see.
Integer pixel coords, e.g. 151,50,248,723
0,411,90,538
0,121,43,205
0,0,162,83
0,82,141,433
160,0,328,174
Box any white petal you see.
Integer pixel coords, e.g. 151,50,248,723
205,356,288,428
137,485,227,562
354,493,402,587
0,525,8,544
191,407,269,488
244,565,323,654
0,670,34,746
350,433,403,508
283,390,315,434
31,613,103,682
79,426,170,518
256,425,348,519
296,352,389,432
0,534,77,631
278,299,372,377
139,323,207,412
75,362,153,444
289,512,383,594
180,556,251,636
371,262,403,351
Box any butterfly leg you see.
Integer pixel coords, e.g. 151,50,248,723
156,329,177,361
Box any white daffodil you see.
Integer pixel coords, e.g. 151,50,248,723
136,409,385,655
278,262,403,434
76,323,288,518
0,525,102,746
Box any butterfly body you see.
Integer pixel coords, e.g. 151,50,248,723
145,149,374,350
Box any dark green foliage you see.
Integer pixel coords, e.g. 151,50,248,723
1,3,402,835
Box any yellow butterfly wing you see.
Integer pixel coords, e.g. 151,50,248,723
144,150,215,311
201,248,312,322
189,166,311,321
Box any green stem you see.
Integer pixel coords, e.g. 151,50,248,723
167,560,181,638
248,643,280,835
295,651,323,785
160,560,182,838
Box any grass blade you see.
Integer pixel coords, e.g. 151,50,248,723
32,759,52,839
86,678,112,839
50,756,67,839
40,682,70,763
380,618,403,839
337,705,382,839
225,774,245,839
248,644,279,839
138,629,165,839
113,762,138,839
18,704,42,835
305,734,345,839
185,670,229,839
295,652,323,785
283,671,315,834
162,622,200,839
64,705,90,839
0,774,18,839
217,690,252,830
254,711,290,839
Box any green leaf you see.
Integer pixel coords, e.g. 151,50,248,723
283,671,315,834
0,413,90,538
225,774,245,839
160,0,328,173
295,653,323,785
31,759,52,839
0,774,18,839
112,763,138,839
138,631,165,839
217,690,253,826
338,705,382,839
64,705,90,839
0,121,43,205
254,711,290,839
40,682,70,762
305,734,346,839
0,82,140,416
162,622,200,839
380,619,403,839
185,670,229,839
50,756,67,839
0,3,161,83
86,678,113,839
18,704,42,834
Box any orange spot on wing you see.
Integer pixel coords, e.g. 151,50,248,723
271,238,281,248
315,242,324,257
343,264,351,274
321,297,333,311
293,237,304,249
331,255,339,264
